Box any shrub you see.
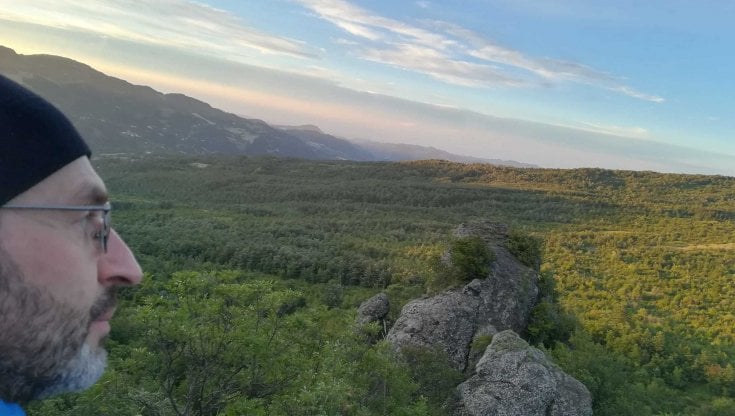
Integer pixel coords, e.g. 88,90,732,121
450,235,495,281
401,345,464,413
322,282,344,309
526,271,576,347
505,230,543,270
428,235,495,292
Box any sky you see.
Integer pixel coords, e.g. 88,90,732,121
1,0,734,175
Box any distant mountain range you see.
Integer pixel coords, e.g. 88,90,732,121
0,46,533,167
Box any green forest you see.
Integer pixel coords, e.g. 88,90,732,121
29,156,735,416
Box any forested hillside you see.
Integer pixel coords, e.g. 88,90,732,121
0,45,529,167
29,156,735,415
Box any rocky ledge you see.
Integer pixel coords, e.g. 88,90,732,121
377,222,592,416
453,330,592,416
386,223,539,372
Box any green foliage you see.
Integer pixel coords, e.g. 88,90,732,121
322,281,345,308
505,230,543,270
450,236,495,280
400,345,464,413
143,274,307,413
428,235,495,292
26,155,735,415
526,271,576,347
693,397,735,416
526,300,576,348
549,331,658,416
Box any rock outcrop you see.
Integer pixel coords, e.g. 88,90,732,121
386,223,539,372
383,222,592,416
386,290,481,370
356,292,390,326
453,330,593,416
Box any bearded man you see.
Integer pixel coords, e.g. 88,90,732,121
0,75,142,414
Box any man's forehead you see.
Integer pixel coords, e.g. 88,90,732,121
65,161,108,204
12,157,108,205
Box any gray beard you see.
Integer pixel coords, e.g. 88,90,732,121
34,344,107,400
0,247,113,404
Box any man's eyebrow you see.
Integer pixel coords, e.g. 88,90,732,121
70,183,109,205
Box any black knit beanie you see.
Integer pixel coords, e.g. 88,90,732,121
0,74,91,205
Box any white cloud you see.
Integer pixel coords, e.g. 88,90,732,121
360,43,526,88
0,0,318,59
331,20,382,41
295,0,454,48
573,121,650,139
334,37,359,46
295,0,664,103
610,86,665,104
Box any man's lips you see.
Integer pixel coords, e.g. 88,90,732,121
92,307,116,322
90,288,118,322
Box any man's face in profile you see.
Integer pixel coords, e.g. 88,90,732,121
0,157,142,403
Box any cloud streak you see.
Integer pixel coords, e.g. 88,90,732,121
1,0,664,103
360,43,526,88
295,0,664,102
572,121,650,139
0,0,318,59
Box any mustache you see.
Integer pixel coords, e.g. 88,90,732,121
89,287,117,321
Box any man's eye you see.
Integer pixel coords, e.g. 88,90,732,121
85,212,103,234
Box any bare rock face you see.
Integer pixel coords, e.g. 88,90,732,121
386,223,591,415
385,291,480,370
477,246,539,333
356,292,390,326
454,330,593,416
386,223,539,372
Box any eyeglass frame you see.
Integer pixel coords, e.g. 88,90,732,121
0,202,112,253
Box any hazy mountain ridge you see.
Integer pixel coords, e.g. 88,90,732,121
0,46,325,158
0,46,532,166
278,125,535,166
350,139,536,167
275,126,375,161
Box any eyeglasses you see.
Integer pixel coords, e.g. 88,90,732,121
0,202,111,253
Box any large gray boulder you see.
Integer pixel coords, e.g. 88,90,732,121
471,243,539,336
385,290,480,370
454,330,593,416
386,223,539,372
356,292,390,326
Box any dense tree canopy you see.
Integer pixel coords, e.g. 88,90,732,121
28,156,735,415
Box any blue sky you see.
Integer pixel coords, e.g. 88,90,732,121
1,0,734,175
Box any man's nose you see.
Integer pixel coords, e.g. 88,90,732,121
98,229,143,286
